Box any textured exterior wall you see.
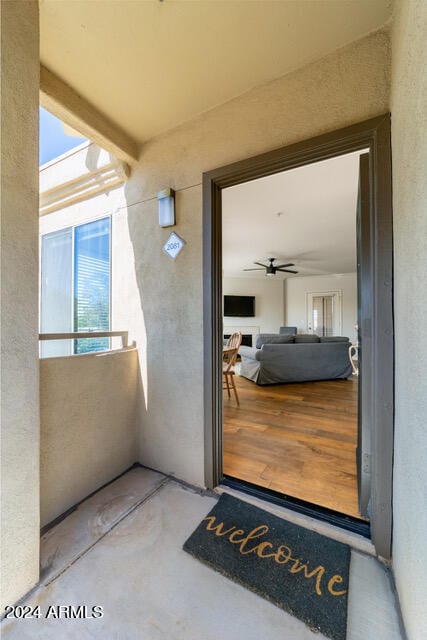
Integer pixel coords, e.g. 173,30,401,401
40,348,140,526
0,1,40,608
119,28,391,486
391,1,427,638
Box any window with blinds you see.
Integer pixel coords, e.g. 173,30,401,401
40,217,111,357
74,218,111,354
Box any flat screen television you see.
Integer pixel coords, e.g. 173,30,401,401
224,295,255,317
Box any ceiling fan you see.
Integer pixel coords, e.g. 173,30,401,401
243,257,298,276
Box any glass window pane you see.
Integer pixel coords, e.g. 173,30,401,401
74,217,111,354
40,228,73,357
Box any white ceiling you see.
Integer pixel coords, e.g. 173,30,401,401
222,150,365,279
40,0,392,143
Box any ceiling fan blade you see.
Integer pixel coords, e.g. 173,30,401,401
253,262,267,268
243,268,265,271
275,263,294,269
277,268,298,274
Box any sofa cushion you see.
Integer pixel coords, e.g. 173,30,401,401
255,333,294,349
319,336,349,343
294,334,320,343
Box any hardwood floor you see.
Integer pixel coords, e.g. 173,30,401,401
223,374,364,519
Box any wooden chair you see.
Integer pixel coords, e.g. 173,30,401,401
224,331,242,351
223,332,242,406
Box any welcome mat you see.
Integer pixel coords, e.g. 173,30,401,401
183,494,350,640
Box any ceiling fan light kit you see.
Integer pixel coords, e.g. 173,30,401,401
243,257,298,276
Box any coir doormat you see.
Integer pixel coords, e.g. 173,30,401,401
183,494,350,640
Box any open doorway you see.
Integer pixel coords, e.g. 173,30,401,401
221,150,364,520
203,116,393,556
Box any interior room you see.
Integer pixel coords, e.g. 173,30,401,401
222,150,365,521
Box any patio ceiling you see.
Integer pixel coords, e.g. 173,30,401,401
40,0,392,146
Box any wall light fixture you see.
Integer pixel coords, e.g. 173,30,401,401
158,188,175,227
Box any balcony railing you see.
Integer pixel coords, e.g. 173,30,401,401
39,331,138,526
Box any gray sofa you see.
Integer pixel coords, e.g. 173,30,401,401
239,333,352,385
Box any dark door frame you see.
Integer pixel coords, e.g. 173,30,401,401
203,114,393,559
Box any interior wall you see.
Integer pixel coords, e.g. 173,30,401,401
223,277,284,335
391,1,427,638
0,0,40,608
118,28,391,487
285,273,357,341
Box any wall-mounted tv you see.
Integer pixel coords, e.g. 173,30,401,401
224,295,255,317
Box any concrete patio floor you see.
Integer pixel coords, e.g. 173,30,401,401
1,468,403,640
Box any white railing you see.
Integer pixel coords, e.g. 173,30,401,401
39,159,130,216
39,331,129,349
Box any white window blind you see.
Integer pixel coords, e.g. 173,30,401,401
74,218,111,354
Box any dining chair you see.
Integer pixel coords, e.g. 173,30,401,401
223,332,242,405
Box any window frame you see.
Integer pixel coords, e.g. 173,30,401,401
39,214,112,356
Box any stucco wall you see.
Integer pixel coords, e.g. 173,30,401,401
391,1,427,638
0,1,40,608
40,348,140,526
119,28,391,486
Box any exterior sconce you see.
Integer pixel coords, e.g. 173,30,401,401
158,188,175,227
